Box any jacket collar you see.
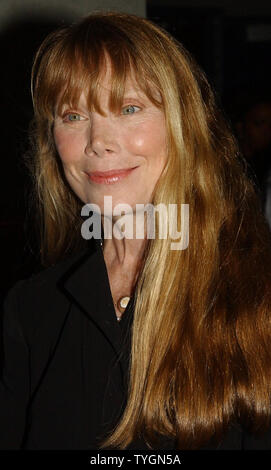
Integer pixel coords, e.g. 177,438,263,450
58,238,124,362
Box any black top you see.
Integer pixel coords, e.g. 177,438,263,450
0,238,271,450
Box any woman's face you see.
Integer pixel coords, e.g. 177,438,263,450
53,71,167,216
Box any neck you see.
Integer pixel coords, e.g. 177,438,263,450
103,214,150,320
101,212,148,267
101,214,147,319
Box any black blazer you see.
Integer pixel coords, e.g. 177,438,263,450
1,238,271,450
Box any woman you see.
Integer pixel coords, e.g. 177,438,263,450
1,12,271,450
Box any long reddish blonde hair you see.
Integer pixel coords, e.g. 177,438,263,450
30,12,271,449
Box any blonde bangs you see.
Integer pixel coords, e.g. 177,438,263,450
32,23,166,123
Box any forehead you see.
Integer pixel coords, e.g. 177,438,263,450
98,62,162,102
54,54,162,115
64,76,148,114
96,74,145,99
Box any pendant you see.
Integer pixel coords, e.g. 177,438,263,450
116,296,130,320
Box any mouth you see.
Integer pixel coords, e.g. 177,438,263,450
85,167,138,185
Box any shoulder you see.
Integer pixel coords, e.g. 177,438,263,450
2,239,98,345
7,238,100,296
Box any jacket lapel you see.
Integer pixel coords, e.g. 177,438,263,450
58,239,124,363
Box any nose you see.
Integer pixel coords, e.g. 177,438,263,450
85,113,120,157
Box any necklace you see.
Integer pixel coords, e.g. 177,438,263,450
100,238,131,322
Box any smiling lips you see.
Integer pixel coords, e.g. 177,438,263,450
86,167,138,184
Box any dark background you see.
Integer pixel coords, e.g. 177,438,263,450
1,0,271,301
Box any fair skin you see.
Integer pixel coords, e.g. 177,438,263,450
53,71,167,318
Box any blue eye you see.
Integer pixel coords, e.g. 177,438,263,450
65,113,82,121
121,105,140,115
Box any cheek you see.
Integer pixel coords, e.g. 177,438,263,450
126,119,167,156
53,129,81,164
